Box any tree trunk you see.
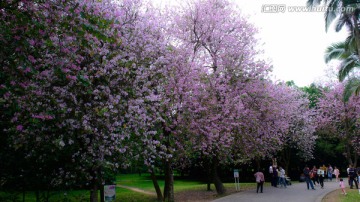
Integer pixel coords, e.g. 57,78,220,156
345,141,353,166
352,15,360,60
354,152,358,168
211,158,225,195
207,182,211,191
344,106,354,166
150,168,163,201
163,160,174,202
282,147,291,174
255,158,260,171
35,191,39,202
100,185,104,202
90,168,100,202
90,183,98,202
206,160,212,191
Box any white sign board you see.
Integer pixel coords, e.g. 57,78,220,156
234,169,239,178
233,169,240,191
104,185,116,202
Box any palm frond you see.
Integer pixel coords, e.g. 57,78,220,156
344,33,357,52
325,0,341,31
325,42,348,63
335,13,353,32
342,0,360,7
343,77,360,101
307,0,323,7
338,54,360,81
355,84,360,95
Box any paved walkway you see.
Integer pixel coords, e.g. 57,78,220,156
213,180,340,202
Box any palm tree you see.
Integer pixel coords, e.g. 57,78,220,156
325,35,359,80
308,0,360,96
344,77,360,100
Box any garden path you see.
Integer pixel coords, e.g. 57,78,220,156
212,180,340,202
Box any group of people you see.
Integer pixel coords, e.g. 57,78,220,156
269,165,288,188
303,164,360,195
253,164,290,193
254,163,360,195
303,164,340,190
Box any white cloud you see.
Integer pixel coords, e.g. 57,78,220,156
236,0,348,86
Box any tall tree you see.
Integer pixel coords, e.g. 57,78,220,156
166,0,317,195
0,1,150,201
168,0,268,195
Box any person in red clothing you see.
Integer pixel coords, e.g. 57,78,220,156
254,169,265,193
311,165,319,186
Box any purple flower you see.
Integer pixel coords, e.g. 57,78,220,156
16,125,23,131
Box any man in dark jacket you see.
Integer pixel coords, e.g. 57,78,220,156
303,165,315,190
348,164,358,189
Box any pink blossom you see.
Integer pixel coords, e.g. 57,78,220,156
28,55,36,63
16,125,23,131
39,29,46,36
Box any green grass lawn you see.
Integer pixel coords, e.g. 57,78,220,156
0,188,157,202
116,173,205,192
0,174,256,202
341,188,360,202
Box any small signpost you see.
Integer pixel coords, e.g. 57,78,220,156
104,185,116,202
234,169,240,191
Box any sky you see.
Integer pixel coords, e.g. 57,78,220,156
155,0,349,87
235,0,348,87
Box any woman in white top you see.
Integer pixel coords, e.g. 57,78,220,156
279,166,287,188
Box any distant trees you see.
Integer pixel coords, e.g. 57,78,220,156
315,82,360,166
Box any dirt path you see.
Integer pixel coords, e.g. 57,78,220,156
322,189,340,202
116,185,156,196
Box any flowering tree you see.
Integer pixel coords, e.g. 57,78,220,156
1,0,320,201
0,1,143,201
165,0,306,195
316,82,360,166
276,84,317,171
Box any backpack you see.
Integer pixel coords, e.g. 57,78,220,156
309,171,314,179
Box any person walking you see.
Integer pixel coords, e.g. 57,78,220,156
357,170,360,194
339,178,347,195
348,164,359,189
334,166,340,182
269,164,273,184
311,165,319,186
358,170,360,194
254,169,265,193
347,164,351,186
320,164,327,181
328,164,334,181
303,165,315,190
271,165,278,187
279,166,287,188
317,167,325,189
